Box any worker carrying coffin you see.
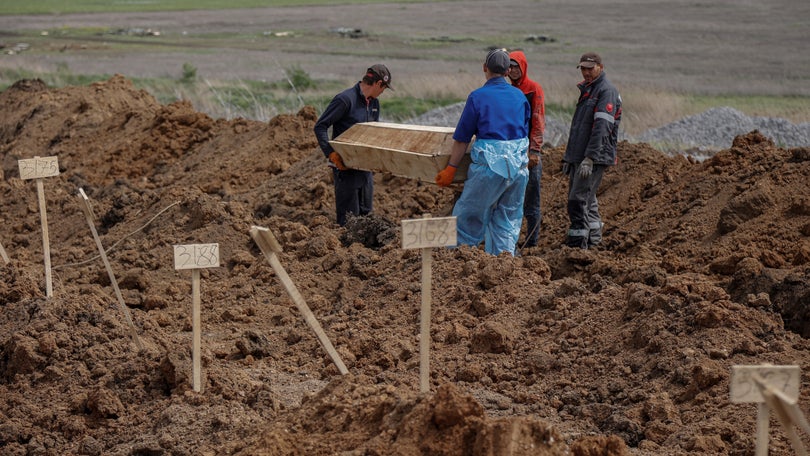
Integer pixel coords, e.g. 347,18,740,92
314,64,393,226
435,49,531,256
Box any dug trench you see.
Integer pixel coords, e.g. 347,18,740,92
0,75,809,455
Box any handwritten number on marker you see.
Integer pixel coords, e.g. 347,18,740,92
19,156,60,180
174,244,220,270
729,365,799,403
402,217,456,249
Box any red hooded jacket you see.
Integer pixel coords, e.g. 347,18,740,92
508,50,545,152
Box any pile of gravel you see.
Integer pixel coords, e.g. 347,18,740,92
408,104,809,156
636,107,810,154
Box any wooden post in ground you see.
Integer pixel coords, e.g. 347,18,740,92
19,156,60,297
0,241,9,264
401,215,456,393
77,188,143,350
419,234,432,393
36,178,52,296
753,373,809,456
174,243,220,392
191,268,202,391
250,226,349,375
731,364,803,456
755,402,769,456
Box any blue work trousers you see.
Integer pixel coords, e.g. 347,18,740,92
454,162,529,256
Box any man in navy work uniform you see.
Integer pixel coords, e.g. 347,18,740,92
435,49,531,256
562,52,622,249
314,64,392,226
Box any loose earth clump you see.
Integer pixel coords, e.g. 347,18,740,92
0,76,809,455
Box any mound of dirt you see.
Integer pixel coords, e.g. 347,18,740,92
1,75,808,455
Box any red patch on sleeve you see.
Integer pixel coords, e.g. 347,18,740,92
606,103,614,113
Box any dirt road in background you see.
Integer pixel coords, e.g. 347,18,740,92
0,0,808,97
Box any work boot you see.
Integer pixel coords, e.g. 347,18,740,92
565,236,588,249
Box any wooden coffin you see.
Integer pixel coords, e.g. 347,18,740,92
329,122,471,184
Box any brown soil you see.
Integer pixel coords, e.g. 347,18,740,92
1,75,809,455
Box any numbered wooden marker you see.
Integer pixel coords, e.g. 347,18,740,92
18,156,60,180
78,188,143,350
731,365,803,456
174,243,220,393
18,156,60,297
401,216,457,250
401,215,456,394
173,243,220,270
731,365,800,404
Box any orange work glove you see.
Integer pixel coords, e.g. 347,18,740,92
435,163,458,187
328,151,348,171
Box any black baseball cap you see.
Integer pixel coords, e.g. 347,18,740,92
577,52,602,69
367,64,393,90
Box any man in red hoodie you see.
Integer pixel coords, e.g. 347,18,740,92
508,50,546,248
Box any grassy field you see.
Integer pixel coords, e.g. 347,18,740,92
0,0,439,15
0,64,466,125
1,0,807,134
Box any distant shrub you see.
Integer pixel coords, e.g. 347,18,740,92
181,63,197,83
286,66,313,91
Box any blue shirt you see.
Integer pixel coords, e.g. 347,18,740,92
453,77,530,143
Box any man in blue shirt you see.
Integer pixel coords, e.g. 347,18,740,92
435,49,531,255
314,64,392,226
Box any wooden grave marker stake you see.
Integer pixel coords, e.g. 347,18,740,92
0,240,9,264
174,243,220,392
401,215,456,393
755,374,809,456
731,364,803,456
18,155,60,297
0,205,9,263
77,188,143,350
250,226,348,375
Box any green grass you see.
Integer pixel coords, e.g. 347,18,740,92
0,63,464,123
545,101,575,123
5,63,807,135
0,0,438,15
380,96,465,122
0,67,108,88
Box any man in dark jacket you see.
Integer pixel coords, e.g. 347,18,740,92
314,64,392,226
508,50,546,248
562,52,622,249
